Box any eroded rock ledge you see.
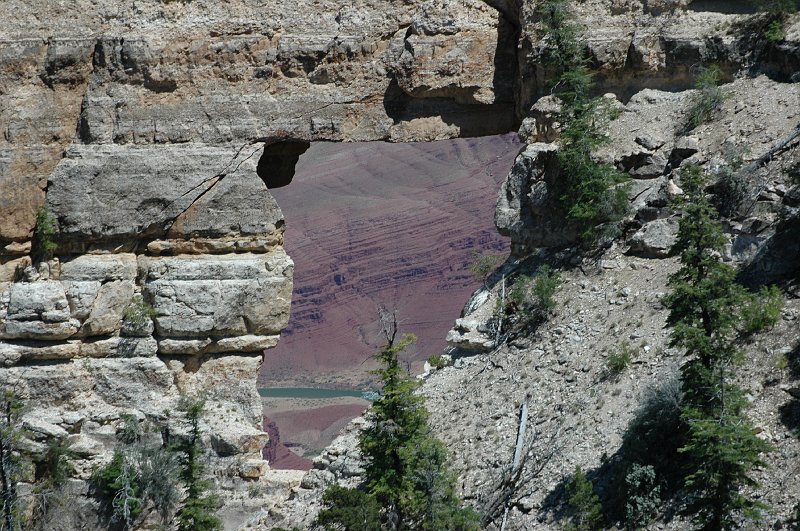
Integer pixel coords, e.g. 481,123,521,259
0,1,519,518
0,143,292,526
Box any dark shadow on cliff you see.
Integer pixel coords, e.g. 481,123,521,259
493,7,521,120
687,0,758,14
738,208,800,290
257,141,311,189
382,8,519,138
779,341,800,435
727,12,800,83
382,79,517,138
541,373,688,528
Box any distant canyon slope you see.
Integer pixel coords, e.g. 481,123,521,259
261,135,520,389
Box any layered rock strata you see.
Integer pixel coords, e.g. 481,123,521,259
0,145,292,526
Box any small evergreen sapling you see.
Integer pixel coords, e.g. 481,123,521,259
33,206,58,261
175,398,222,531
564,466,603,531
686,65,725,130
318,325,478,530
508,265,561,330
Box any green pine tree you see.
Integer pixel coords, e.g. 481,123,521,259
316,485,381,531
665,165,772,530
564,466,603,531
174,398,222,531
0,393,24,531
537,0,629,241
318,327,478,530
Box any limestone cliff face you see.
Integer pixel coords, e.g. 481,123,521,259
0,0,515,524
0,0,516,253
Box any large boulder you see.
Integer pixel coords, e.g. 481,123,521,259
495,143,581,253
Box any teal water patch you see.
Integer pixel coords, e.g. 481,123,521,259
258,387,378,400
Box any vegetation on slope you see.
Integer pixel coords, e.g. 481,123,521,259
665,164,779,529
537,0,629,242
317,321,478,530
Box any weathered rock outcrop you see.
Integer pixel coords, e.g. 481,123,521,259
0,162,291,527
0,0,519,258
494,75,800,260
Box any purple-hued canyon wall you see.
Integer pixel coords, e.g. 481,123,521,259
262,135,521,388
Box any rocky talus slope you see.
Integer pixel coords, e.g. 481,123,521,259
254,7,800,531
1,0,800,528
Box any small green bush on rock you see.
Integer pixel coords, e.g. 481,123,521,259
625,463,661,530
469,250,504,286
606,342,634,378
564,466,603,531
317,485,382,531
123,297,157,327
427,354,450,370
508,265,561,328
687,65,726,129
740,284,784,336
33,206,58,260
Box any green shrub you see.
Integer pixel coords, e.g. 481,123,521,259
687,65,726,129
118,413,143,445
790,502,800,530
317,485,382,531
123,296,157,327
605,374,685,522
740,284,784,336
625,463,661,530
750,1,799,43
427,354,450,370
508,265,561,328
33,206,58,260
713,143,749,218
531,265,560,314
29,438,76,525
765,18,786,41
36,438,74,488
607,343,634,377
775,352,790,372
137,447,182,522
92,446,181,526
564,466,603,531
92,451,143,524
0,393,26,530
469,251,504,285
